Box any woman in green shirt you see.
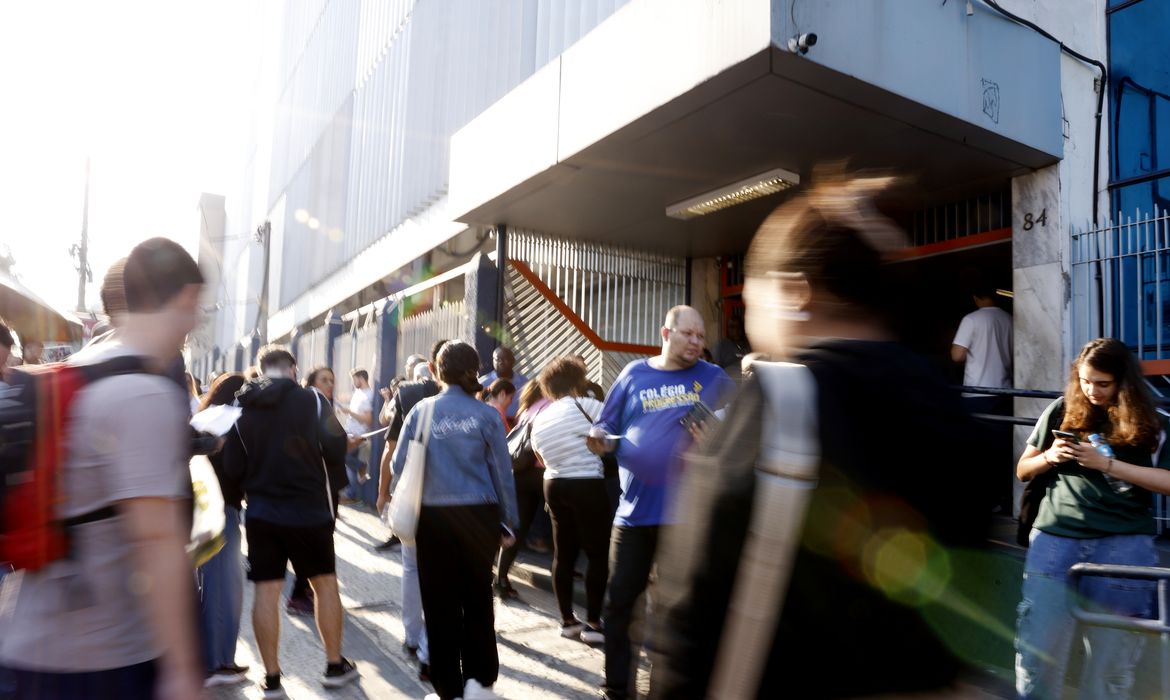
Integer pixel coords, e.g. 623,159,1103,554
1015,337,1168,699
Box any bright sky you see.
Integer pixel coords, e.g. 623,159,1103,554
0,1,262,314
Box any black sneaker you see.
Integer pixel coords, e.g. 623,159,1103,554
260,673,286,699
322,657,360,688
286,594,314,616
375,535,401,551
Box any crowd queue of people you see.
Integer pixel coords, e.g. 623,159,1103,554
4,172,1170,700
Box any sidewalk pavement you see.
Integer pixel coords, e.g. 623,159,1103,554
207,503,622,699
209,504,1017,699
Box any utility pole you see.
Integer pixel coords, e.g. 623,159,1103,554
254,219,272,345
72,158,92,312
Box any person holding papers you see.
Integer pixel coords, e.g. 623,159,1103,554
586,305,734,700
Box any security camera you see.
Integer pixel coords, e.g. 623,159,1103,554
787,32,817,55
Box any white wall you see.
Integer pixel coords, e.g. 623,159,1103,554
1004,0,1109,512
1007,0,1108,386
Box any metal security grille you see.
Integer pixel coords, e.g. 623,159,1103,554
332,317,381,384
354,319,380,379
1071,208,1170,359
332,333,354,382
398,302,470,368
509,231,686,347
301,324,330,370
909,190,1011,247
505,262,653,390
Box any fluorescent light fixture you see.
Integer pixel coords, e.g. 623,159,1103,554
666,167,801,220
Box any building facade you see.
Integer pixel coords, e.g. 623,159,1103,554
193,0,1170,507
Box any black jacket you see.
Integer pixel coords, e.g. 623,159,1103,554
223,376,348,526
650,340,994,699
387,379,441,442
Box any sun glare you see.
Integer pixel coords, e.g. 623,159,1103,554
0,1,258,313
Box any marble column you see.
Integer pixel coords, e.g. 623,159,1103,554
1011,165,1069,515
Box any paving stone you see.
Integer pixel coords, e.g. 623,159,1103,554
207,503,654,699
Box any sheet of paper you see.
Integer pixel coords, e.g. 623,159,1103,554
190,404,243,436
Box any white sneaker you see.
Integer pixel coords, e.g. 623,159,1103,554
424,694,458,700
560,620,585,639
464,678,502,699
580,625,604,645
203,665,248,687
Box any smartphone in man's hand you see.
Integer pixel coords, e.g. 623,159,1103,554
680,401,716,431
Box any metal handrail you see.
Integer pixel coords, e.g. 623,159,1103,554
957,385,1061,400
1067,563,1170,697
959,385,1170,428
959,385,1170,405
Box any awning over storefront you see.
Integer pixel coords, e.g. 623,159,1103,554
450,0,1062,257
0,272,83,343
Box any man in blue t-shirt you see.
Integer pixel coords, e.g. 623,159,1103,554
478,345,528,419
587,305,734,700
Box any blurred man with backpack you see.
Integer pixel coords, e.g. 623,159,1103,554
0,238,206,700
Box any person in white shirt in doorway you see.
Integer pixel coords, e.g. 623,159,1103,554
337,368,374,503
952,279,1014,511
951,281,1013,396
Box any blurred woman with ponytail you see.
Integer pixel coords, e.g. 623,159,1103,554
389,340,519,700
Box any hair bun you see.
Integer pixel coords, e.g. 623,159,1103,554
805,166,908,258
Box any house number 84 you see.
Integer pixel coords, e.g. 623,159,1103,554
1023,209,1047,231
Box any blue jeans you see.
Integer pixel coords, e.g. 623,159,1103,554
402,544,430,664
343,447,365,500
198,506,244,673
1015,529,1155,699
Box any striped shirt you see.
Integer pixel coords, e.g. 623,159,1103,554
530,396,605,480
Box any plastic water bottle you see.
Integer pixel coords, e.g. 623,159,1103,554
1088,433,1132,494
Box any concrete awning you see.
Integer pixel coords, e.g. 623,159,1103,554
450,0,1061,257
0,272,84,343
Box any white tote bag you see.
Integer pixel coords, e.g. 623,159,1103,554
388,398,435,546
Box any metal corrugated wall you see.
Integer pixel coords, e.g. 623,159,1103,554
271,0,632,309
271,0,359,206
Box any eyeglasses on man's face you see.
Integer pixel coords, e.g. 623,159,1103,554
668,328,705,344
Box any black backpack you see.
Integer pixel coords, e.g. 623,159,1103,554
1017,400,1064,546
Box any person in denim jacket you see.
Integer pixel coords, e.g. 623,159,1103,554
391,340,519,700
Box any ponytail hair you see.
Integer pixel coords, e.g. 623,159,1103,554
437,341,484,395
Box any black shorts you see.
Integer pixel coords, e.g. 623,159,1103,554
245,517,336,582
